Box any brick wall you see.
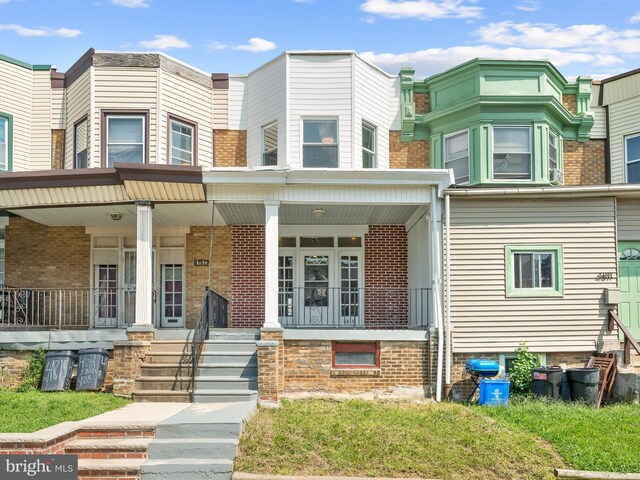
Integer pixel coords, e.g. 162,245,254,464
185,226,232,328
6,217,90,288
0,351,31,388
51,129,65,170
364,225,408,329
389,131,429,169
214,130,247,167
563,139,606,186
283,339,429,393
414,92,429,114
231,225,265,328
562,94,577,115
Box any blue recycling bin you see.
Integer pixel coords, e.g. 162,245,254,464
478,378,510,406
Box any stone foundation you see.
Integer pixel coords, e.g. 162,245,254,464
0,350,31,388
111,328,154,397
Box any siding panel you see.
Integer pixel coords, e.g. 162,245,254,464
64,69,91,168
617,199,640,240
31,70,51,170
608,96,640,184
0,61,32,171
228,77,247,130
449,197,618,353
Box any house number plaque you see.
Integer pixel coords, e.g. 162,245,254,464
194,259,209,266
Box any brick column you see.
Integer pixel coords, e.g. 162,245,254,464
111,329,154,397
257,328,284,402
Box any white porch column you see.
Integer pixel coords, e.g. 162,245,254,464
263,201,280,328
135,201,154,327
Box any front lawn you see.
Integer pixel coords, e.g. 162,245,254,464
0,390,131,433
236,399,564,480
476,397,640,473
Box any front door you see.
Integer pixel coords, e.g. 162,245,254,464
619,243,640,339
94,265,117,327
160,264,184,328
302,254,332,326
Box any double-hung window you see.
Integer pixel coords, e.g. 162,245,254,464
493,126,532,180
444,130,470,184
105,114,146,166
262,122,278,166
506,245,563,297
548,131,558,172
74,118,88,168
625,133,640,183
0,116,9,172
169,118,195,165
362,122,376,168
303,119,338,168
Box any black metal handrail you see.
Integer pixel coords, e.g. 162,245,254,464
189,288,229,401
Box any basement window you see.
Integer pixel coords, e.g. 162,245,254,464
332,342,380,368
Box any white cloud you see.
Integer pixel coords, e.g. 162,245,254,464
138,34,189,50
232,37,276,53
631,12,640,23
0,0,12,4
111,0,150,7
360,0,482,20
0,24,81,37
206,41,228,51
516,0,539,12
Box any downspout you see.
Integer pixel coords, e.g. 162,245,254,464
431,187,443,402
444,193,452,398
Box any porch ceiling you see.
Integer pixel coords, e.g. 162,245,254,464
216,203,421,225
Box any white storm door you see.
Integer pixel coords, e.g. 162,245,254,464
160,264,184,328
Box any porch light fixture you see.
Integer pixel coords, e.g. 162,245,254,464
110,212,123,221
312,208,326,218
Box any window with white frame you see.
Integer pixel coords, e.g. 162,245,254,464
548,131,558,173
74,118,88,169
262,122,278,166
625,133,640,183
362,122,376,168
169,118,194,165
445,130,470,184
303,119,338,168
105,115,145,166
493,126,532,180
0,116,8,172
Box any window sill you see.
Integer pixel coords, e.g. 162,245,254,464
330,368,381,377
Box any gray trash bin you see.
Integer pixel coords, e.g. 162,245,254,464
76,348,110,391
41,350,76,392
566,367,600,405
531,366,564,399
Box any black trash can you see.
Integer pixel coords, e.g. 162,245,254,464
531,366,564,399
566,367,600,405
76,348,110,391
41,350,77,392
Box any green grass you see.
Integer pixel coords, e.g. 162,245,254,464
236,399,564,480
475,397,640,473
0,390,131,433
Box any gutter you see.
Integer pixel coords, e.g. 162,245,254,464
445,184,640,198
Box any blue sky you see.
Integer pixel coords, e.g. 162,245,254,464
0,0,638,79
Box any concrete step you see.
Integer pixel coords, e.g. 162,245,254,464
210,329,260,340
196,363,258,377
141,458,233,480
149,340,194,354
195,376,257,391
65,438,150,459
144,352,193,363
147,438,238,460
132,390,190,402
192,390,258,404
140,363,193,377
203,340,257,353
78,458,144,478
135,376,191,391
199,351,257,365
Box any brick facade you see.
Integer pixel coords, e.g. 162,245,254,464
364,225,409,329
563,139,606,186
51,129,65,170
389,131,429,169
214,129,247,167
414,92,429,114
231,225,265,328
185,226,232,328
562,94,577,115
6,217,90,288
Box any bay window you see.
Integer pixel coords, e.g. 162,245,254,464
444,130,470,184
493,126,531,180
104,113,146,166
303,119,338,168
169,117,195,165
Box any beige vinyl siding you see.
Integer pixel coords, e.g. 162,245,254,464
228,76,247,130
92,67,158,165
0,61,32,171
51,88,66,129
389,76,401,131
617,199,640,240
602,73,640,105
65,69,92,168
288,55,353,169
590,107,607,139
31,70,52,170
354,56,391,169
212,88,228,130
247,56,286,167
608,96,640,184
449,197,617,353
160,70,214,166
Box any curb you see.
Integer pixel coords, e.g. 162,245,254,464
233,473,435,480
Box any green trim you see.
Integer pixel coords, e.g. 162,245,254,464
0,111,13,172
505,245,564,298
0,53,51,71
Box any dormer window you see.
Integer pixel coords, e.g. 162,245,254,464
444,130,470,184
303,119,338,168
493,126,531,180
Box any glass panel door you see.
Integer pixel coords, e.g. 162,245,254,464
278,256,294,326
94,265,117,327
161,264,184,327
123,250,136,326
340,255,362,327
302,255,331,326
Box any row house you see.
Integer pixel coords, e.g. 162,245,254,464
0,49,637,402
